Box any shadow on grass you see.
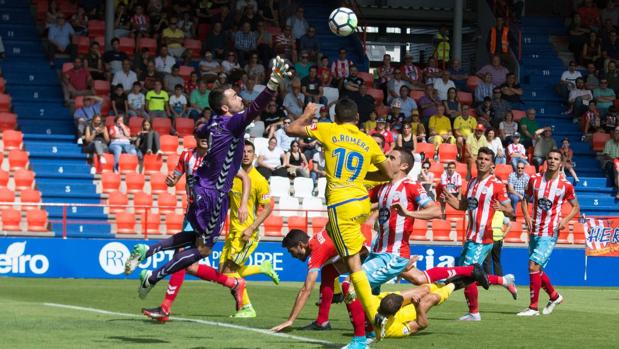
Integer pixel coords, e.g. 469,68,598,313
105,336,170,344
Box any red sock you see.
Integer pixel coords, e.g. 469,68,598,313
464,283,479,313
194,264,236,288
316,264,337,325
488,274,504,285
540,272,558,300
161,269,186,313
424,266,473,283
529,271,542,310
341,281,365,337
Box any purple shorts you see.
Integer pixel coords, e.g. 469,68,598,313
185,187,229,247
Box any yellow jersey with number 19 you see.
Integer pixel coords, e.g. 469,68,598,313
305,122,387,205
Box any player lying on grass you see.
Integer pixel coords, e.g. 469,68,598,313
272,229,492,348
142,140,280,321
124,57,292,301
442,147,518,321
366,274,486,339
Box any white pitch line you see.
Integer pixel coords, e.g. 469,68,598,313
43,303,334,346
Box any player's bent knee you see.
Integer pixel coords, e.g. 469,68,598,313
186,262,200,275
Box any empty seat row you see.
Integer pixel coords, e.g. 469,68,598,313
269,176,326,199
1,208,49,232
107,190,186,214
115,211,187,235
101,172,185,194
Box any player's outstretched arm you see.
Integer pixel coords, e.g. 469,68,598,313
392,201,441,221
235,168,251,224
365,159,394,182
286,103,317,138
270,270,318,332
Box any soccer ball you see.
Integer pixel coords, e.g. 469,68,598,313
328,7,358,37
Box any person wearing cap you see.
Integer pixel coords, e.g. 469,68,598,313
162,17,188,59
464,124,489,178
453,105,478,154
428,104,455,148
532,127,558,171
506,132,529,170
371,117,394,152
74,95,103,141
387,99,404,125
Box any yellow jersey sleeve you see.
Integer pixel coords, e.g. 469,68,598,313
305,122,331,144
254,172,271,207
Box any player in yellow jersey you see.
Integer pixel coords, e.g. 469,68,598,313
286,99,393,339
220,140,280,318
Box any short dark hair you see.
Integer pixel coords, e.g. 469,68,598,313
547,149,564,161
393,148,414,171
132,81,141,87
447,161,456,168
477,146,496,162
378,293,404,317
174,84,183,90
208,89,226,115
282,229,309,248
111,37,120,45
244,139,255,151
334,98,358,123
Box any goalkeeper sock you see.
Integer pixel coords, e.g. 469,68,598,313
161,269,186,313
350,271,379,321
226,272,251,306
239,265,261,277
432,283,455,305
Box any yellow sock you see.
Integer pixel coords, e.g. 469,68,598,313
239,265,261,277
350,271,379,320
225,272,251,306
333,278,342,295
432,283,455,305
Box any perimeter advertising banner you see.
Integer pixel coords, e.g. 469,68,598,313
584,218,619,257
1,237,619,286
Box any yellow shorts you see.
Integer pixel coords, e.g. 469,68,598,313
219,229,259,267
326,196,371,257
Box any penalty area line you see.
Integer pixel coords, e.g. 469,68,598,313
43,303,334,346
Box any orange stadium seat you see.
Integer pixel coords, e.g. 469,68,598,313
175,175,186,192
182,135,196,149
107,191,128,213
99,153,115,173
175,118,195,137
74,35,90,55
592,132,611,152
153,118,172,135
494,164,512,181
160,135,179,154
366,88,384,105
157,192,177,214
0,78,4,93
357,72,374,87
287,216,308,231
178,65,194,81
432,220,453,241
27,209,49,232
375,105,390,117
429,162,444,178
17,188,40,210
311,216,328,234
455,219,467,242
183,39,202,59
410,90,424,102
143,154,163,175
141,212,161,234
115,212,137,234
8,150,28,170
0,187,15,206
125,172,145,193
455,162,467,178
466,75,481,91
119,154,139,174
524,165,536,177
438,144,458,163
179,193,188,210
264,215,284,236
2,208,21,231
411,219,429,241
94,80,111,96
149,172,168,194
505,220,526,243
101,172,121,193
0,112,17,131
104,116,115,128
166,153,180,172
87,20,105,37
572,222,586,244
457,91,473,106
445,204,464,220
0,94,11,112
119,37,136,56
0,170,8,187
129,117,145,136
4,130,24,150
416,142,435,160
13,169,34,190
512,109,526,122
133,191,153,212
137,37,157,54
166,212,184,234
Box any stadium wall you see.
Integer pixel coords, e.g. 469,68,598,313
0,237,618,287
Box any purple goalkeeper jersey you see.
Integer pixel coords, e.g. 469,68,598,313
195,88,274,192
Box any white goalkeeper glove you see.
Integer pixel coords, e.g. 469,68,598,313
267,55,292,91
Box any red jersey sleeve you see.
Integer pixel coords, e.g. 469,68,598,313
406,182,432,209
368,184,383,203
525,176,535,199
493,179,509,203
307,231,337,272
174,150,188,176
564,181,576,201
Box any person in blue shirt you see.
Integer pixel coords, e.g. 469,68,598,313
47,14,76,67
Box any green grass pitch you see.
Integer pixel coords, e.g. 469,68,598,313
1,278,618,348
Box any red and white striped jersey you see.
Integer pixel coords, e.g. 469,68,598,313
465,175,509,244
440,171,462,194
331,59,351,79
369,178,433,258
174,148,207,199
507,143,526,157
525,173,576,237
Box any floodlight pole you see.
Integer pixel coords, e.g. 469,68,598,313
453,0,464,61
105,0,115,50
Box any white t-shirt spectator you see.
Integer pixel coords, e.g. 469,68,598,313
199,60,221,76
275,128,295,152
169,94,187,113
261,146,285,168
127,92,145,110
433,78,456,101
154,55,176,74
112,70,138,92
312,152,326,174
561,70,582,90
283,92,305,117
568,88,593,105
499,120,518,138
222,60,241,73
488,137,504,157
